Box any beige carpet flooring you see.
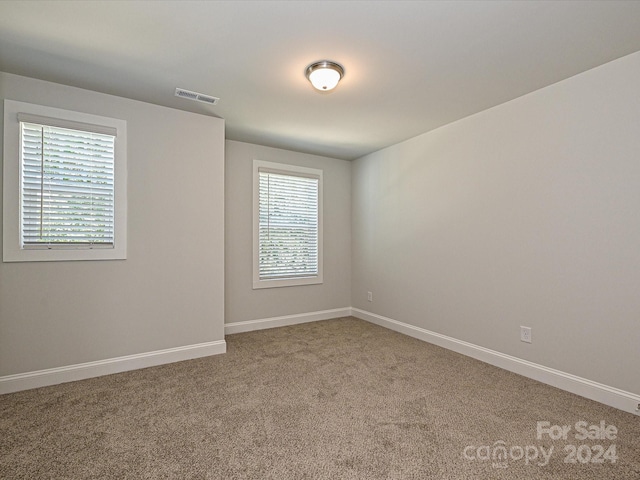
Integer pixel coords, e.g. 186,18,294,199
1,317,639,479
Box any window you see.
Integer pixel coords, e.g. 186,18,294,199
253,160,323,289
3,100,127,262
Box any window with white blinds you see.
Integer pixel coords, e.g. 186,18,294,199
20,121,116,247
3,100,127,262
253,161,323,289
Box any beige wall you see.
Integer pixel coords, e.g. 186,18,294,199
0,72,225,376
351,51,640,395
225,140,351,323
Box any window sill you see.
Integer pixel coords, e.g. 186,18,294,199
252,275,323,290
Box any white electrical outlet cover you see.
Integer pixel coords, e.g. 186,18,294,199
520,326,532,343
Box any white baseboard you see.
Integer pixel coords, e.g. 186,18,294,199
352,308,640,416
0,340,227,395
225,307,352,335
5,307,638,416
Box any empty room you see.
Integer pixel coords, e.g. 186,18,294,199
1,1,639,478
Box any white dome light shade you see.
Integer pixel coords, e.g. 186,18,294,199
308,68,341,91
305,61,344,91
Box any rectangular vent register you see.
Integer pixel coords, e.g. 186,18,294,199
175,88,219,105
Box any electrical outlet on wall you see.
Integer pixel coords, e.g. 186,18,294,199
367,291,373,302
520,326,532,343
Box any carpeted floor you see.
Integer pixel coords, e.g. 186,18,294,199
1,317,639,479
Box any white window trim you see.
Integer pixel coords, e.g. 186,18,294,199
253,160,323,289
3,99,127,262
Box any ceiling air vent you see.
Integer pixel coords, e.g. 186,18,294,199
175,88,219,105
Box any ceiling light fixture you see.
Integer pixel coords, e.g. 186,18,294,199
305,61,344,92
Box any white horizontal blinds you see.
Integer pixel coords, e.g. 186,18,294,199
259,169,319,280
20,121,116,247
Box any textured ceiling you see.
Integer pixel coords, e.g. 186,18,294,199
1,1,640,160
